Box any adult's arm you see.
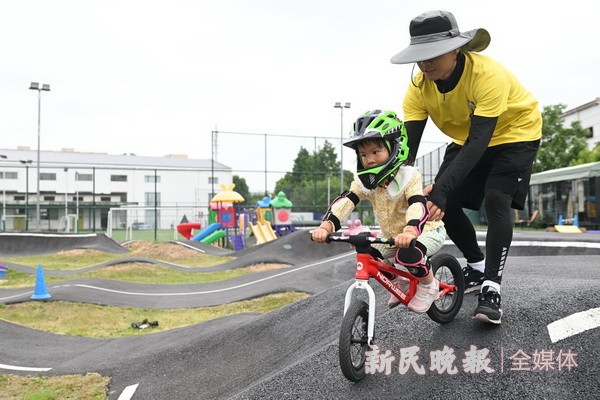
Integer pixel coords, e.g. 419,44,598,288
428,115,498,211
404,119,427,163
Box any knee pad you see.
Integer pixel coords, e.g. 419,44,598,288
394,240,430,278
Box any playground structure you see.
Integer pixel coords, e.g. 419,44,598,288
175,187,297,249
176,222,202,240
270,191,297,236
175,184,250,249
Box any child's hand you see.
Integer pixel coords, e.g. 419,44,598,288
311,227,330,243
394,232,416,248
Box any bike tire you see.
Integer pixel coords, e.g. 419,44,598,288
338,300,369,382
427,253,465,323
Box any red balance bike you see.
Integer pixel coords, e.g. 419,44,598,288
325,223,464,382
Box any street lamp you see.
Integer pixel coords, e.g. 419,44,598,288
29,82,51,231
334,102,351,192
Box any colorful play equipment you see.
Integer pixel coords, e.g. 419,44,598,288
177,222,202,240
177,186,298,249
256,196,272,225
249,221,277,244
270,191,297,236
210,183,246,250
191,222,222,242
200,228,226,243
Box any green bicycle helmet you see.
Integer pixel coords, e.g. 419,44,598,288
343,110,409,189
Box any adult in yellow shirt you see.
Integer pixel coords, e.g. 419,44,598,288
391,10,542,325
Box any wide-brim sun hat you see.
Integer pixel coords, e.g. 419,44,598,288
391,10,491,64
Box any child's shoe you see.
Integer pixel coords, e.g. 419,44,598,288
387,276,410,308
407,279,439,313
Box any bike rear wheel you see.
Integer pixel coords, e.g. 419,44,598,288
338,300,369,382
427,253,464,323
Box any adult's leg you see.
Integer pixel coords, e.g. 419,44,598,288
483,188,514,286
442,192,485,264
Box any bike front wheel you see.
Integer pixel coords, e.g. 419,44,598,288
427,253,465,323
338,300,369,382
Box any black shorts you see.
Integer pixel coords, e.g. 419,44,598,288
440,140,540,210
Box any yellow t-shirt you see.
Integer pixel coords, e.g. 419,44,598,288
403,52,542,146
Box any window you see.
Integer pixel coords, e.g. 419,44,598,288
100,196,111,202
145,192,161,206
44,196,55,201
0,172,17,179
111,175,128,182
76,173,92,181
585,127,594,139
209,177,219,184
145,175,161,183
14,195,25,201
40,173,56,181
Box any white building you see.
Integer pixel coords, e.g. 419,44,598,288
563,97,600,148
0,147,232,232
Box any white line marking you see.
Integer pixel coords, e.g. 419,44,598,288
0,232,97,238
0,363,52,372
5,253,353,298
444,240,600,249
0,291,35,302
117,383,139,400
547,307,600,343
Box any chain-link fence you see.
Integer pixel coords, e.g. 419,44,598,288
415,143,447,186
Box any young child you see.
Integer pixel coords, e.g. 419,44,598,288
311,110,446,312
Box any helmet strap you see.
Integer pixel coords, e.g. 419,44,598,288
378,167,398,189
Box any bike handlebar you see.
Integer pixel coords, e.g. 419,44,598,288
311,230,416,249
326,232,396,246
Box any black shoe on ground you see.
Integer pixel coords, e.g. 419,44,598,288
473,287,502,324
463,265,485,294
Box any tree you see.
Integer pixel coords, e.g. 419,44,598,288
273,140,353,211
232,175,250,204
232,175,263,206
534,104,590,172
575,141,600,164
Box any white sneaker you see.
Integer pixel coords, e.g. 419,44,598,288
387,276,410,309
407,279,439,313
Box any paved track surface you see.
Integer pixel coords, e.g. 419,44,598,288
0,232,128,257
1,229,599,399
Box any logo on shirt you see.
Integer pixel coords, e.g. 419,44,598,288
467,100,476,116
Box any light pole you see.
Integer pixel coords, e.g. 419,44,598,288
334,102,351,192
64,167,68,232
29,82,50,231
75,171,79,232
1,154,6,231
20,159,33,230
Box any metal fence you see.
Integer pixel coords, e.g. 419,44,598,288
415,143,447,186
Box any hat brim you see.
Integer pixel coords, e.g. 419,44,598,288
390,28,490,64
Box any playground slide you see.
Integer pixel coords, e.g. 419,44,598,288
249,222,277,244
200,229,226,244
191,222,221,241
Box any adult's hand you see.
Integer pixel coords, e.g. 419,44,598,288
423,184,445,221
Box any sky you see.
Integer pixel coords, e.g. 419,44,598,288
1,0,598,193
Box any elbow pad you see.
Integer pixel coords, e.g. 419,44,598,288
322,190,359,231
406,195,428,235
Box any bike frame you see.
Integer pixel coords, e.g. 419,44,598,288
333,233,457,345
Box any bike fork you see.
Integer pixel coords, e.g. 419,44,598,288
343,279,376,346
